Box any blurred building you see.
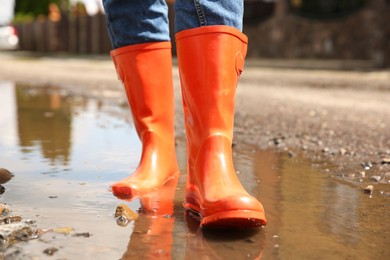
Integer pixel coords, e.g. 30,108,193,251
241,0,389,67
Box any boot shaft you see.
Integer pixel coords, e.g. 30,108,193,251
175,26,248,154
111,42,176,140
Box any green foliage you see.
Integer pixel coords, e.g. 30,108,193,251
14,0,61,18
13,13,35,23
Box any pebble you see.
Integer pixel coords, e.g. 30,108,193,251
381,158,390,165
0,168,13,184
363,185,374,194
43,247,58,256
0,216,22,224
361,162,373,170
370,176,382,182
0,223,33,250
270,137,282,146
339,148,347,155
115,204,138,227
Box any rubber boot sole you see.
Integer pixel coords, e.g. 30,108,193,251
184,202,266,230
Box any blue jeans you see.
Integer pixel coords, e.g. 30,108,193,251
103,0,244,48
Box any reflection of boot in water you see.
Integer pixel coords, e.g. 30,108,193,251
185,212,266,259
121,176,179,259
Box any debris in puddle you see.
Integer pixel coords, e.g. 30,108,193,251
363,185,374,194
115,204,139,227
0,223,33,250
30,229,49,239
43,247,58,256
52,227,75,235
0,215,22,224
71,232,92,237
24,219,36,225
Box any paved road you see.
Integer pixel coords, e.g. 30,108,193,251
0,52,389,186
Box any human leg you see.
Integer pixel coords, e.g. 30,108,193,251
174,0,244,32
103,0,170,47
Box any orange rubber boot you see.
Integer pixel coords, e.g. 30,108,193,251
110,42,180,199
176,26,267,229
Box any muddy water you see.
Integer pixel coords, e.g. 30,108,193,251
0,82,388,259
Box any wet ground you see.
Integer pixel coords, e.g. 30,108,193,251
0,82,389,259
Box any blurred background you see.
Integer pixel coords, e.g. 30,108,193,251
0,0,389,67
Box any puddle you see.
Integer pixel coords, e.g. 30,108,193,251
0,82,389,259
